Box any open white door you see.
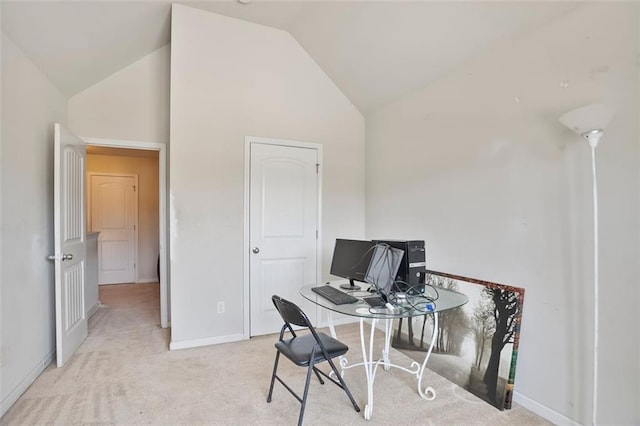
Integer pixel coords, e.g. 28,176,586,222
50,123,87,367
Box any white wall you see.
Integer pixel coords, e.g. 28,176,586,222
366,4,639,425
86,153,160,282
68,44,170,144
170,5,365,346
0,33,68,416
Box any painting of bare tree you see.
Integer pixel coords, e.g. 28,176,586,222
393,270,525,410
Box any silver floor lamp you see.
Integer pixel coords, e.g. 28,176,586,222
559,103,614,426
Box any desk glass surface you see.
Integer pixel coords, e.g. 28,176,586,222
300,283,468,319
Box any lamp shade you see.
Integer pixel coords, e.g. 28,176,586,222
558,103,615,135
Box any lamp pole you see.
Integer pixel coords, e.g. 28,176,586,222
559,105,612,426
584,130,602,426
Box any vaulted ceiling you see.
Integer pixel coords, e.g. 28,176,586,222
1,1,580,114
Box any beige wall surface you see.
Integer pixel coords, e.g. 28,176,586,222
68,45,170,143
170,5,366,346
86,152,160,283
1,33,68,415
366,4,639,425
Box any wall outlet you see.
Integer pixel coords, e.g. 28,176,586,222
217,301,225,314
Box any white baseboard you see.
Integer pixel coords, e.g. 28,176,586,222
87,301,101,318
169,333,245,351
136,278,158,283
513,391,580,426
1,349,55,418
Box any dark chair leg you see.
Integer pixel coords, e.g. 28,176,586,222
312,367,325,385
267,351,280,403
327,358,361,412
297,360,316,426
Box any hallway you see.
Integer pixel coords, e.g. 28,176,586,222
90,283,162,338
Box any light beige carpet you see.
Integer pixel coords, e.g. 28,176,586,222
1,283,551,425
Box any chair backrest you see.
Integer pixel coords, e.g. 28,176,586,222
271,295,338,367
272,295,313,329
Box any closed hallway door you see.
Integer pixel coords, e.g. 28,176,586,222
89,174,137,284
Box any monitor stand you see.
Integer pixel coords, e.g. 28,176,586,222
340,279,361,291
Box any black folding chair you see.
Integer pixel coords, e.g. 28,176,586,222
267,295,361,425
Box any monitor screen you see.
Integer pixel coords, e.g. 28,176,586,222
365,243,404,297
329,239,376,285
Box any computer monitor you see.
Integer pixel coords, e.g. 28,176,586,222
364,243,404,300
372,240,426,295
330,239,376,290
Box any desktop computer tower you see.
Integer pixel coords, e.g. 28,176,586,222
372,240,426,294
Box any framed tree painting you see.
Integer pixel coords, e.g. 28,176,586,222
393,270,525,410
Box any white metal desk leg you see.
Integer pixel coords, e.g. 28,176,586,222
417,312,438,400
382,318,393,371
326,310,349,376
360,317,378,420
327,310,338,338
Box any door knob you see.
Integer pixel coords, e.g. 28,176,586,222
252,247,260,254
47,253,73,261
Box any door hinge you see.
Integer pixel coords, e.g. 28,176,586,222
316,163,319,173
133,185,136,192
133,224,136,230
316,230,318,239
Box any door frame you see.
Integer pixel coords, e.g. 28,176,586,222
87,172,139,284
243,136,323,339
82,137,170,329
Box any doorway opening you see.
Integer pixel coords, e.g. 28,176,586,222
83,138,169,328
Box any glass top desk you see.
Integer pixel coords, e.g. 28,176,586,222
301,283,468,420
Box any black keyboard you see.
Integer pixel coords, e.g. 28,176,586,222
311,285,358,305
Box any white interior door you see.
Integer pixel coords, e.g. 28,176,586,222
52,123,87,367
89,174,137,284
249,142,319,336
